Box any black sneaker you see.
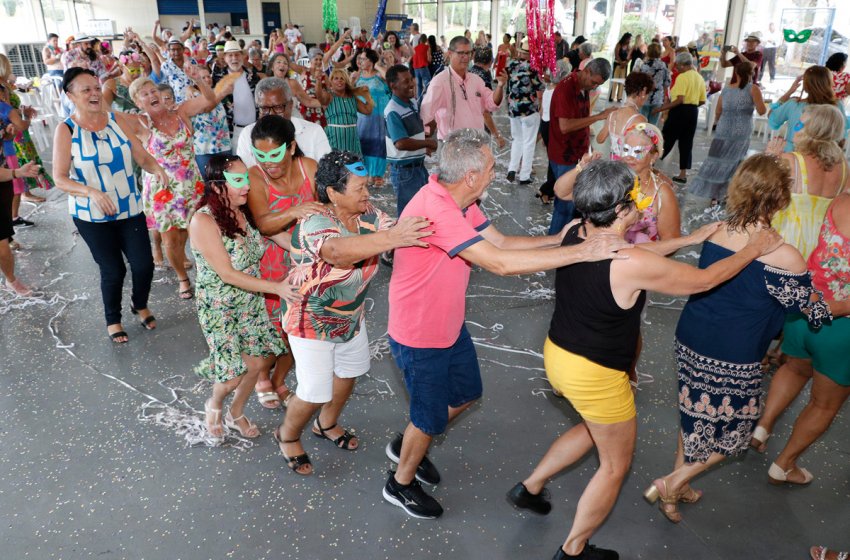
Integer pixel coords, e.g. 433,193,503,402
386,433,440,485
519,179,533,186
553,542,619,560
383,472,443,519
11,217,35,228
507,482,551,515
506,171,516,182
380,250,394,268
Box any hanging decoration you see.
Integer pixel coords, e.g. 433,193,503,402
322,0,339,33
783,28,812,44
371,0,388,38
526,0,557,74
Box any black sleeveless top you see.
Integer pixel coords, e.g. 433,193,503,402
548,224,646,371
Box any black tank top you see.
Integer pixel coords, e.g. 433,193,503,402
548,224,646,371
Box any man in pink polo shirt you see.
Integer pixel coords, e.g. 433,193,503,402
420,36,507,139
381,128,633,519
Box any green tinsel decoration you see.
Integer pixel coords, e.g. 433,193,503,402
322,0,339,32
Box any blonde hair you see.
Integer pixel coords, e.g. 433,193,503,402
128,77,155,103
795,104,846,171
328,68,368,98
726,154,792,229
0,54,12,82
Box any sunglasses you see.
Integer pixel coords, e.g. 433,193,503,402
223,170,250,189
252,143,288,163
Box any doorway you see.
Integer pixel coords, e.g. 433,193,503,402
262,2,282,44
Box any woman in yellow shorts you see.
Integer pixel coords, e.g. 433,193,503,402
506,159,783,560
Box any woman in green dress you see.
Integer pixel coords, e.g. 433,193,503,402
315,68,373,155
188,154,297,441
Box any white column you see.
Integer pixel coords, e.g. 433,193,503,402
574,0,589,39
197,0,206,31
246,0,263,37
491,0,500,55
437,0,445,39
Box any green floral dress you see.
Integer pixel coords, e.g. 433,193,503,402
192,206,286,383
10,92,54,192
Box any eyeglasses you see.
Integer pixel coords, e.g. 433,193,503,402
452,50,472,57
258,103,289,116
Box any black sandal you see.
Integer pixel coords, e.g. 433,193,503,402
177,277,194,300
273,427,312,475
130,307,157,330
108,330,129,343
312,417,358,450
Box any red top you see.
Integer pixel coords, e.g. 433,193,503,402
258,158,315,333
808,203,850,300
412,43,430,69
548,73,590,166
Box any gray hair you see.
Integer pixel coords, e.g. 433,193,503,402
585,57,611,81
675,52,693,67
449,36,471,51
579,42,594,57
437,128,490,183
248,47,261,58
254,76,291,104
553,59,572,83
573,160,635,227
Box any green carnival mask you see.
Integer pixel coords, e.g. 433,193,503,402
252,143,288,163
783,29,812,44
223,171,251,189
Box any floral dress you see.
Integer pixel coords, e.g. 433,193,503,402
299,73,327,127
190,101,231,157
9,92,54,194
192,206,286,383
141,115,204,231
674,242,830,463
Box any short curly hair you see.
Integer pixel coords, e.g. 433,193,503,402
624,71,654,97
315,150,364,203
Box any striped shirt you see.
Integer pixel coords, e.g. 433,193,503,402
384,95,426,164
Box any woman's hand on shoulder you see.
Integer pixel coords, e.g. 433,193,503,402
764,136,785,157
580,232,634,261
288,201,326,221
388,216,432,248
687,221,722,245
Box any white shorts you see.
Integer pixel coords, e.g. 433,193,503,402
288,323,371,403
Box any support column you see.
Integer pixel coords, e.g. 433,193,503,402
436,0,445,40
491,0,500,55
197,0,206,31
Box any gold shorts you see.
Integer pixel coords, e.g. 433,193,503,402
544,338,636,424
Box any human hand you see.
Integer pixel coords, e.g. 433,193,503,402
2,123,17,141
288,201,325,220
651,107,662,115
276,280,301,304
747,227,784,256
688,221,721,244
579,152,602,167
152,164,169,186
495,70,508,87
580,233,633,261
16,161,41,178
389,216,432,248
495,135,506,149
764,137,785,156
90,189,118,216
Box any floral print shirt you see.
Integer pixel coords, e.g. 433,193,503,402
283,205,395,342
505,59,544,117
190,99,232,156
809,203,850,301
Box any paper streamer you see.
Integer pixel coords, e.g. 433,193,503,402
526,0,557,74
323,0,339,34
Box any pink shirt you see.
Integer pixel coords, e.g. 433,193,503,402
388,176,490,348
420,67,501,139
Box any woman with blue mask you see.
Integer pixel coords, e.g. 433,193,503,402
189,154,297,442
272,150,432,476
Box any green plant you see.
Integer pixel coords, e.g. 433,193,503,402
591,14,658,51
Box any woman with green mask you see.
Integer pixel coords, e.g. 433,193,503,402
246,115,325,410
189,153,298,442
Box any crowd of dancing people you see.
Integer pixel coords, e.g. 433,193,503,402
2,19,850,560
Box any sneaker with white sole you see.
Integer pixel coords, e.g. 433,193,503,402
386,433,440,485
382,471,443,519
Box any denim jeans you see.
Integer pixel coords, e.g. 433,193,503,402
413,67,431,103
74,213,154,325
548,162,576,235
390,162,430,216
640,104,661,126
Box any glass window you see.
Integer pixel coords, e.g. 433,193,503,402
405,2,439,39
443,1,492,45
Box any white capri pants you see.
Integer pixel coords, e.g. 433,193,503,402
288,322,371,404
508,112,541,181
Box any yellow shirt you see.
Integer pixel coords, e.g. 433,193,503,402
670,69,706,106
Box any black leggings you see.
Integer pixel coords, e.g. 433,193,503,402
661,104,699,171
538,120,556,198
74,214,154,326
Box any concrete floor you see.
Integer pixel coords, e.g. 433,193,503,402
1,109,848,560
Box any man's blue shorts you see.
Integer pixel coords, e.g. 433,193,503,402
389,325,483,435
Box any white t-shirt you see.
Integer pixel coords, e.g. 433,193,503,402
292,43,308,61
237,117,331,165
541,87,555,122
410,34,420,48
232,73,256,127
284,28,302,44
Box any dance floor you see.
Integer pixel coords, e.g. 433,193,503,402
2,114,848,560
